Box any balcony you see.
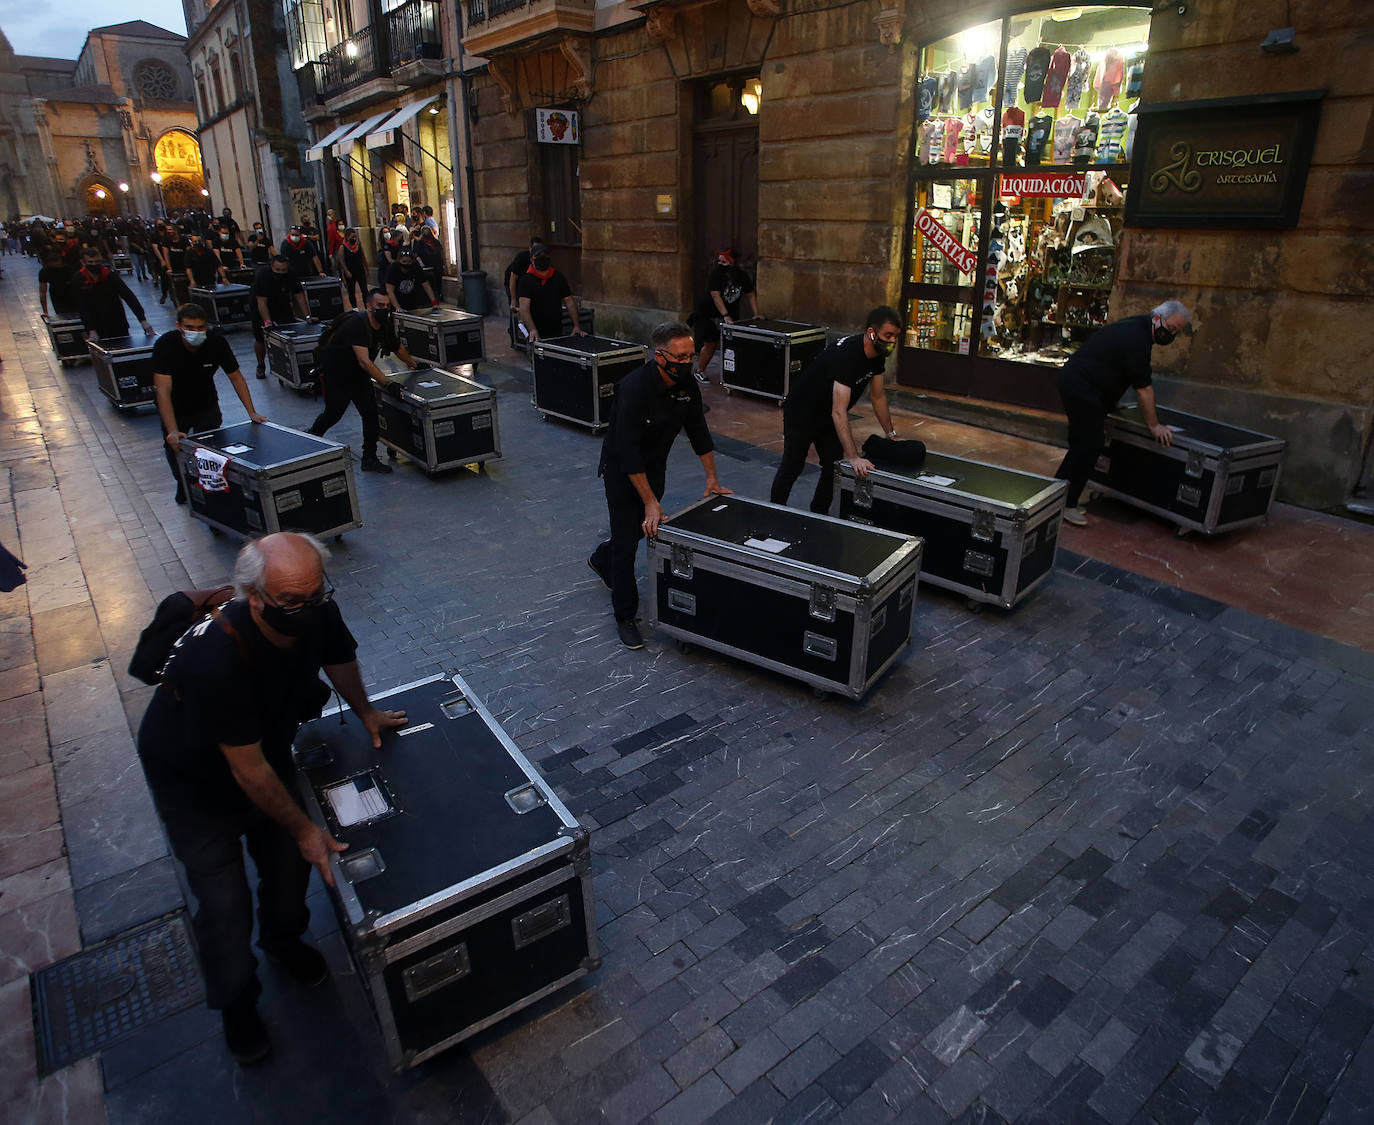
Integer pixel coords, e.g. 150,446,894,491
295,61,329,123
461,0,595,58
319,22,399,111
387,0,444,84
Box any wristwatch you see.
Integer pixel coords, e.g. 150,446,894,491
888,429,898,439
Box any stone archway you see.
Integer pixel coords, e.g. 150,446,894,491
79,175,119,216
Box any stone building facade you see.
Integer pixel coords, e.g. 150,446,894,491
459,0,1373,510
181,0,316,238
0,21,205,221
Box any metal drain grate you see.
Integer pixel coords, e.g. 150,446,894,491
12,329,37,339
31,912,203,1075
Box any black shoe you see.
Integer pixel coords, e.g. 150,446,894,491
255,366,266,380
617,620,644,649
222,997,271,1065
360,456,393,474
264,940,330,988
587,554,612,590
174,485,187,505
694,370,708,384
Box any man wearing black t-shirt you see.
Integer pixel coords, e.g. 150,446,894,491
1054,300,1190,525
589,321,729,649
38,252,78,318
153,303,267,504
770,306,902,514
185,234,228,289
307,289,419,473
279,225,324,278
515,242,584,343
250,255,312,377
136,532,406,1064
383,246,437,312
687,249,760,384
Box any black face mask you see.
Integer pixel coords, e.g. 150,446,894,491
371,308,393,328
533,255,551,270
661,357,693,383
259,600,330,638
1153,324,1177,345
870,331,895,357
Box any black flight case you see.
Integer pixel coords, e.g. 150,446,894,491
833,453,1066,610
292,672,599,1071
190,283,254,329
1090,404,1287,535
265,322,325,392
45,314,87,365
110,252,133,274
177,421,362,539
530,334,646,432
396,307,486,368
303,275,346,320
648,494,921,699
719,318,828,403
225,266,255,286
376,366,501,473
88,336,157,410
510,303,595,352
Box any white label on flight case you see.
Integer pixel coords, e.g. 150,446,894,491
118,375,139,388
916,473,958,487
321,475,348,498
276,489,303,512
434,421,456,437
473,413,492,430
417,380,442,388
223,444,253,455
395,722,434,737
325,777,391,826
745,537,792,554
723,350,735,372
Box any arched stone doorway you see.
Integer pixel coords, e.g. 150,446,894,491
80,176,119,217
152,129,207,211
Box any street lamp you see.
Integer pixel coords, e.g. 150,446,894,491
118,181,129,215
150,172,166,218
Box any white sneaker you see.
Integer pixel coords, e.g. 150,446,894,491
1063,506,1088,527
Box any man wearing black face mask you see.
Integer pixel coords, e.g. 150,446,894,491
589,321,729,649
136,532,407,1065
70,248,154,342
307,289,419,473
770,305,902,515
250,254,312,377
1054,298,1191,526
515,242,584,344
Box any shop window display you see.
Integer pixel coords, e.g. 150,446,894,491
907,6,1151,370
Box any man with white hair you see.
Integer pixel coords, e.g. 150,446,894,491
1054,299,1191,526
136,532,406,1065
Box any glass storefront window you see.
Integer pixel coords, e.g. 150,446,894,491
905,5,1152,376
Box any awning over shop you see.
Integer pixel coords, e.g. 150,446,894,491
364,95,440,150
304,121,356,162
330,110,394,158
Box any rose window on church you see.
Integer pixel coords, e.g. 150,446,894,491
135,61,179,101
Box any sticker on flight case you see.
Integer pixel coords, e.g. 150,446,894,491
396,722,434,737
223,444,252,454
723,350,735,372
417,380,442,388
195,447,232,493
745,536,791,553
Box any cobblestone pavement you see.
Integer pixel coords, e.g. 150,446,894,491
1,257,1373,1125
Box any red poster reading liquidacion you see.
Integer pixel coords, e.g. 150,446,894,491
914,208,977,274
999,173,1088,197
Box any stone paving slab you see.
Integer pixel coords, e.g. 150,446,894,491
1,266,1373,1124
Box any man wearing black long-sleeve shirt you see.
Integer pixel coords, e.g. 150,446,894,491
70,246,153,342
589,321,730,650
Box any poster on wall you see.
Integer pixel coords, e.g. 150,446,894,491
289,187,318,227
535,108,579,145
1126,91,1323,229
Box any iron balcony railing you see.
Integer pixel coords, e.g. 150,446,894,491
468,0,486,23
387,0,443,65
319,23,385,99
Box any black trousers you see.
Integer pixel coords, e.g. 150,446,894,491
163,403,224,490
151,791,311,1010
341,274,364,310
1055,395,1107,508
308,369,379,460
770,416,844,514
591,472,662,622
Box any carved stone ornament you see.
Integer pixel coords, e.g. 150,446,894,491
745,0,780,16
644,7,677,44
559,34,593,101
488,55,520,114
874,7,902,52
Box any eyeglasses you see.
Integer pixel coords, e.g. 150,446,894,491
657,348,696,363
262,577,335,614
